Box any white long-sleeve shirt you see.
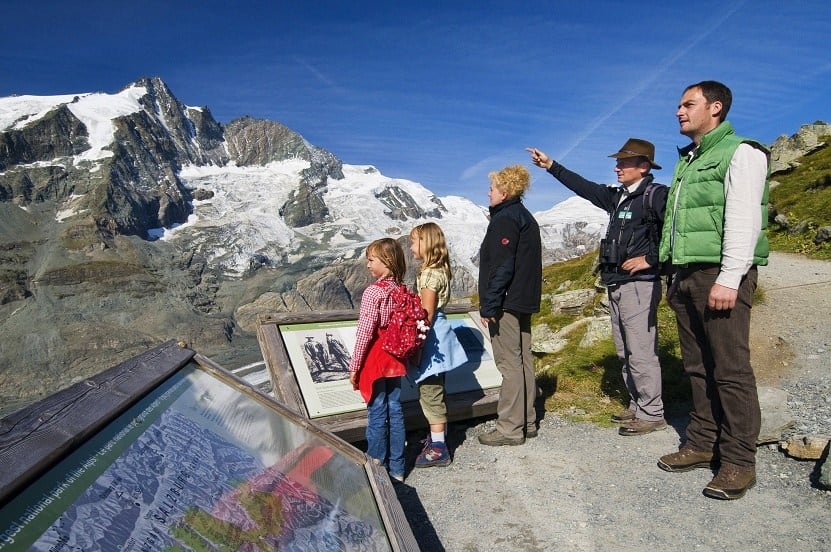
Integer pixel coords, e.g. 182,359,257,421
717,143,769,289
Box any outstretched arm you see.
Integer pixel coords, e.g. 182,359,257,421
526,146,617,213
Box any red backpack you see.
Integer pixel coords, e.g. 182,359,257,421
380,282,430,359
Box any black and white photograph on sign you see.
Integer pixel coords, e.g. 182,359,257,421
279,313,503,418
301,331,352,383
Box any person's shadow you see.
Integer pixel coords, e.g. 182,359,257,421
394,429,457,551
393,481,445,551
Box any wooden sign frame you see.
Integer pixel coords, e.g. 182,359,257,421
0,340,418,551
256,308,501,442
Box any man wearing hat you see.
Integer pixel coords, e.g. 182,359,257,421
527,139,668,436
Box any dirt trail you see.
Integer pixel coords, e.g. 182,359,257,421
750,251,831,385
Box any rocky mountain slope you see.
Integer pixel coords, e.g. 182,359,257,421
0,77,608,416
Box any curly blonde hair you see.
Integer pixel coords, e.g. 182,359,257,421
410,222,452,280
489,164,531,199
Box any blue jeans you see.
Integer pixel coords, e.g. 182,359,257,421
366,377,405,477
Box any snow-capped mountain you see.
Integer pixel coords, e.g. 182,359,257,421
168,161,490,279
169,162,607,278
0,77,607,414
0,76,607,282
535,196,608,263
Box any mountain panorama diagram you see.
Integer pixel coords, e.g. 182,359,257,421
0,366,391,550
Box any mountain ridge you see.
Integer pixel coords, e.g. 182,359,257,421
0,77,607,416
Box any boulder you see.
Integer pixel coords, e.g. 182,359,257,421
814,226,831,245
578,316,612,348
757,386,795,444
769,121,830,174
531,324,568,354
548,288,595,316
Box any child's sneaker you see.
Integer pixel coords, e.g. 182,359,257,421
415,441,451,468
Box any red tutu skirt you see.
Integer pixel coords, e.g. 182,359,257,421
357,328,407,404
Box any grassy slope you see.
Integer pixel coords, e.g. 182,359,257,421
532,251,688,426
767,135,831,259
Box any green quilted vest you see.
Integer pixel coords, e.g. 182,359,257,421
659,121,769,266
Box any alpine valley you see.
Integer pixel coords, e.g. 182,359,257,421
0,77,607,415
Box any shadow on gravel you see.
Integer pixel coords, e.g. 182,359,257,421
393,396,550,550
350,433,446,549
394,428,462,551
393,482,445,551
809,441,830,489
395,416,495,552
664,416,689,441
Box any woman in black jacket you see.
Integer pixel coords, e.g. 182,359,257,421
478,164,542,446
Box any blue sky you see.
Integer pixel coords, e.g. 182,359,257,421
2,1,829,212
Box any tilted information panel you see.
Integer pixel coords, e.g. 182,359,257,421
0,343,416,551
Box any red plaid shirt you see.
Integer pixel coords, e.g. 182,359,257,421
349,277,395,373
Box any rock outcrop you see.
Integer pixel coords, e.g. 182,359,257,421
769,121,830,174
0,104,89,171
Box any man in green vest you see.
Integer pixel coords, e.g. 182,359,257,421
656,80,769,500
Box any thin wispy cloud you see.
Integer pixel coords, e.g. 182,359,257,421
557,0,745,161
293,57,345,94
461,154,509,182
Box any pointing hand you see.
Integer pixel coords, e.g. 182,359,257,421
526,147,552,169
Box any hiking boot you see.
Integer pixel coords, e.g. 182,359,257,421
478,429,525,447
611,409,636,423
657,445,715,472
390,473,405,483
703,463,756,500
618,418,667,436
525,426,538,439
415,441,451,468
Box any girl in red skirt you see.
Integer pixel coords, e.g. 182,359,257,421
349,238,408,482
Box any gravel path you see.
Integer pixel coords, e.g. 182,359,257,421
394,251,831,551
753,253,831,442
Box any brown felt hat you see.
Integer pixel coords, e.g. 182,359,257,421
608,138,661,170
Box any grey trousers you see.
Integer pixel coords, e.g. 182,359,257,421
669,265,760,467
489,311,536,438
608,279,665,421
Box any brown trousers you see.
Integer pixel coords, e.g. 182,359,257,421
669,265,760,467
489,311,536,439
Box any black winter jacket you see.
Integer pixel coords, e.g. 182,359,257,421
478,197,542,318
547,161,667,286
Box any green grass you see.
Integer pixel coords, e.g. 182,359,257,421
767,135,831,259
532,249,690,424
